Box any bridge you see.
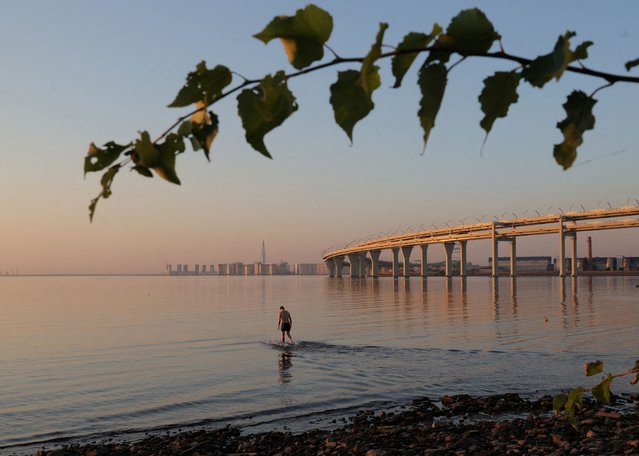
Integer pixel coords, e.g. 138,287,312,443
322,206,639,278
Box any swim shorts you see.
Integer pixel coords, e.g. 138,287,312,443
281,322,291,332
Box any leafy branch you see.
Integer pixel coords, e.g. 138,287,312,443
553,360,639,428
85,4,639,221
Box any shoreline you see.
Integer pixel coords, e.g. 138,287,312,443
24,392,639,456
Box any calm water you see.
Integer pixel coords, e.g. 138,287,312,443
1,275,638,452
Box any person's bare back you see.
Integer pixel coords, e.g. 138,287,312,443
277,306,293,343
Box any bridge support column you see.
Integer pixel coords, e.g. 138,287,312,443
359,252,367,277
570,232,578,277
510,238,517,277
369,250,381,278
326,261,336,277
492,223,499,277
391,247,400,278
459,241,468,277
420,245,429,277
348,253,360,278
333,256,344,278
444,242,454,278
401,246,413,278
558,216,565,277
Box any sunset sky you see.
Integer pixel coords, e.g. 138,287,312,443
1,0,638,274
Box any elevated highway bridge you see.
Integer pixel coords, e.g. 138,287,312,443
322,206,639,278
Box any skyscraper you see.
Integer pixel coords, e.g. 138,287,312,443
261,240,266,264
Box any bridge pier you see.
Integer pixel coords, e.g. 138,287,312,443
348,253,360,278
333,256,344,278
359,252,367,277
444,242,454,278
558,217,565,277
459,241,468,277
569,232,578,277
492,223,499,277
326,260,336,277
401,246,413,278
369,250,380,277
510,238,517,277
420,245,429,277
391,247,400,278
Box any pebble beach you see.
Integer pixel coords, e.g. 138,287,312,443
29,393,639,456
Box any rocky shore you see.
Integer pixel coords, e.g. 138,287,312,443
33,393,639,456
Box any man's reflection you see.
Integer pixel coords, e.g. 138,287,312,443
278,349,294,384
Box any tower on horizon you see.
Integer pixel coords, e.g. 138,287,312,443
261,240,266,264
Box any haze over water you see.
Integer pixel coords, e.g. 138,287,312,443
1,275,637,453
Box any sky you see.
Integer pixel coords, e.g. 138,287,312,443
1,0,638,274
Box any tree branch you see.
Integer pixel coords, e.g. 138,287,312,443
154,45,639,144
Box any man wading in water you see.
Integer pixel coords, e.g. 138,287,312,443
277,306,293,344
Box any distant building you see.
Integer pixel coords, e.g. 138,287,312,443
295,263,329,275
578,256,622,271
167,263,217,276
488,256,554,273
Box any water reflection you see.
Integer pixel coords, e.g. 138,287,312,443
510,277,518,318
492,277,500,321
460,278,468,323
558,277,582,329
278,349,294,384
319,275,636,353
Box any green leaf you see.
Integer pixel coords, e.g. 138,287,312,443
134,131,181,185
573,41,593,60
89,198,99,222
177,120,193,136
99,165,120,199
553,393,568,414
168,62,232,107
329,23,386,142
84,141,129,174
330,69,377,142
132,165,153,178
591,374,613,404
191,112,219,161
626,58,639,72
478,71,520,135
237,71,298,158
392,25,442,88
135,131,160,168
360,22,388,92
89,164,121,222
159,133,186,155
439,8,499,54
254,4,333,70
418,62,448,150
585,360,604,377
553,90,596,170
522,32,592,88
565,386,585,413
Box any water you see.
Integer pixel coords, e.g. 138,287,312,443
1,275,638,453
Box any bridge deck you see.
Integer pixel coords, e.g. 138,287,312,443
323,206,639,260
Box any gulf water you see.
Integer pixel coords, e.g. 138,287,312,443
1,275,637,453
